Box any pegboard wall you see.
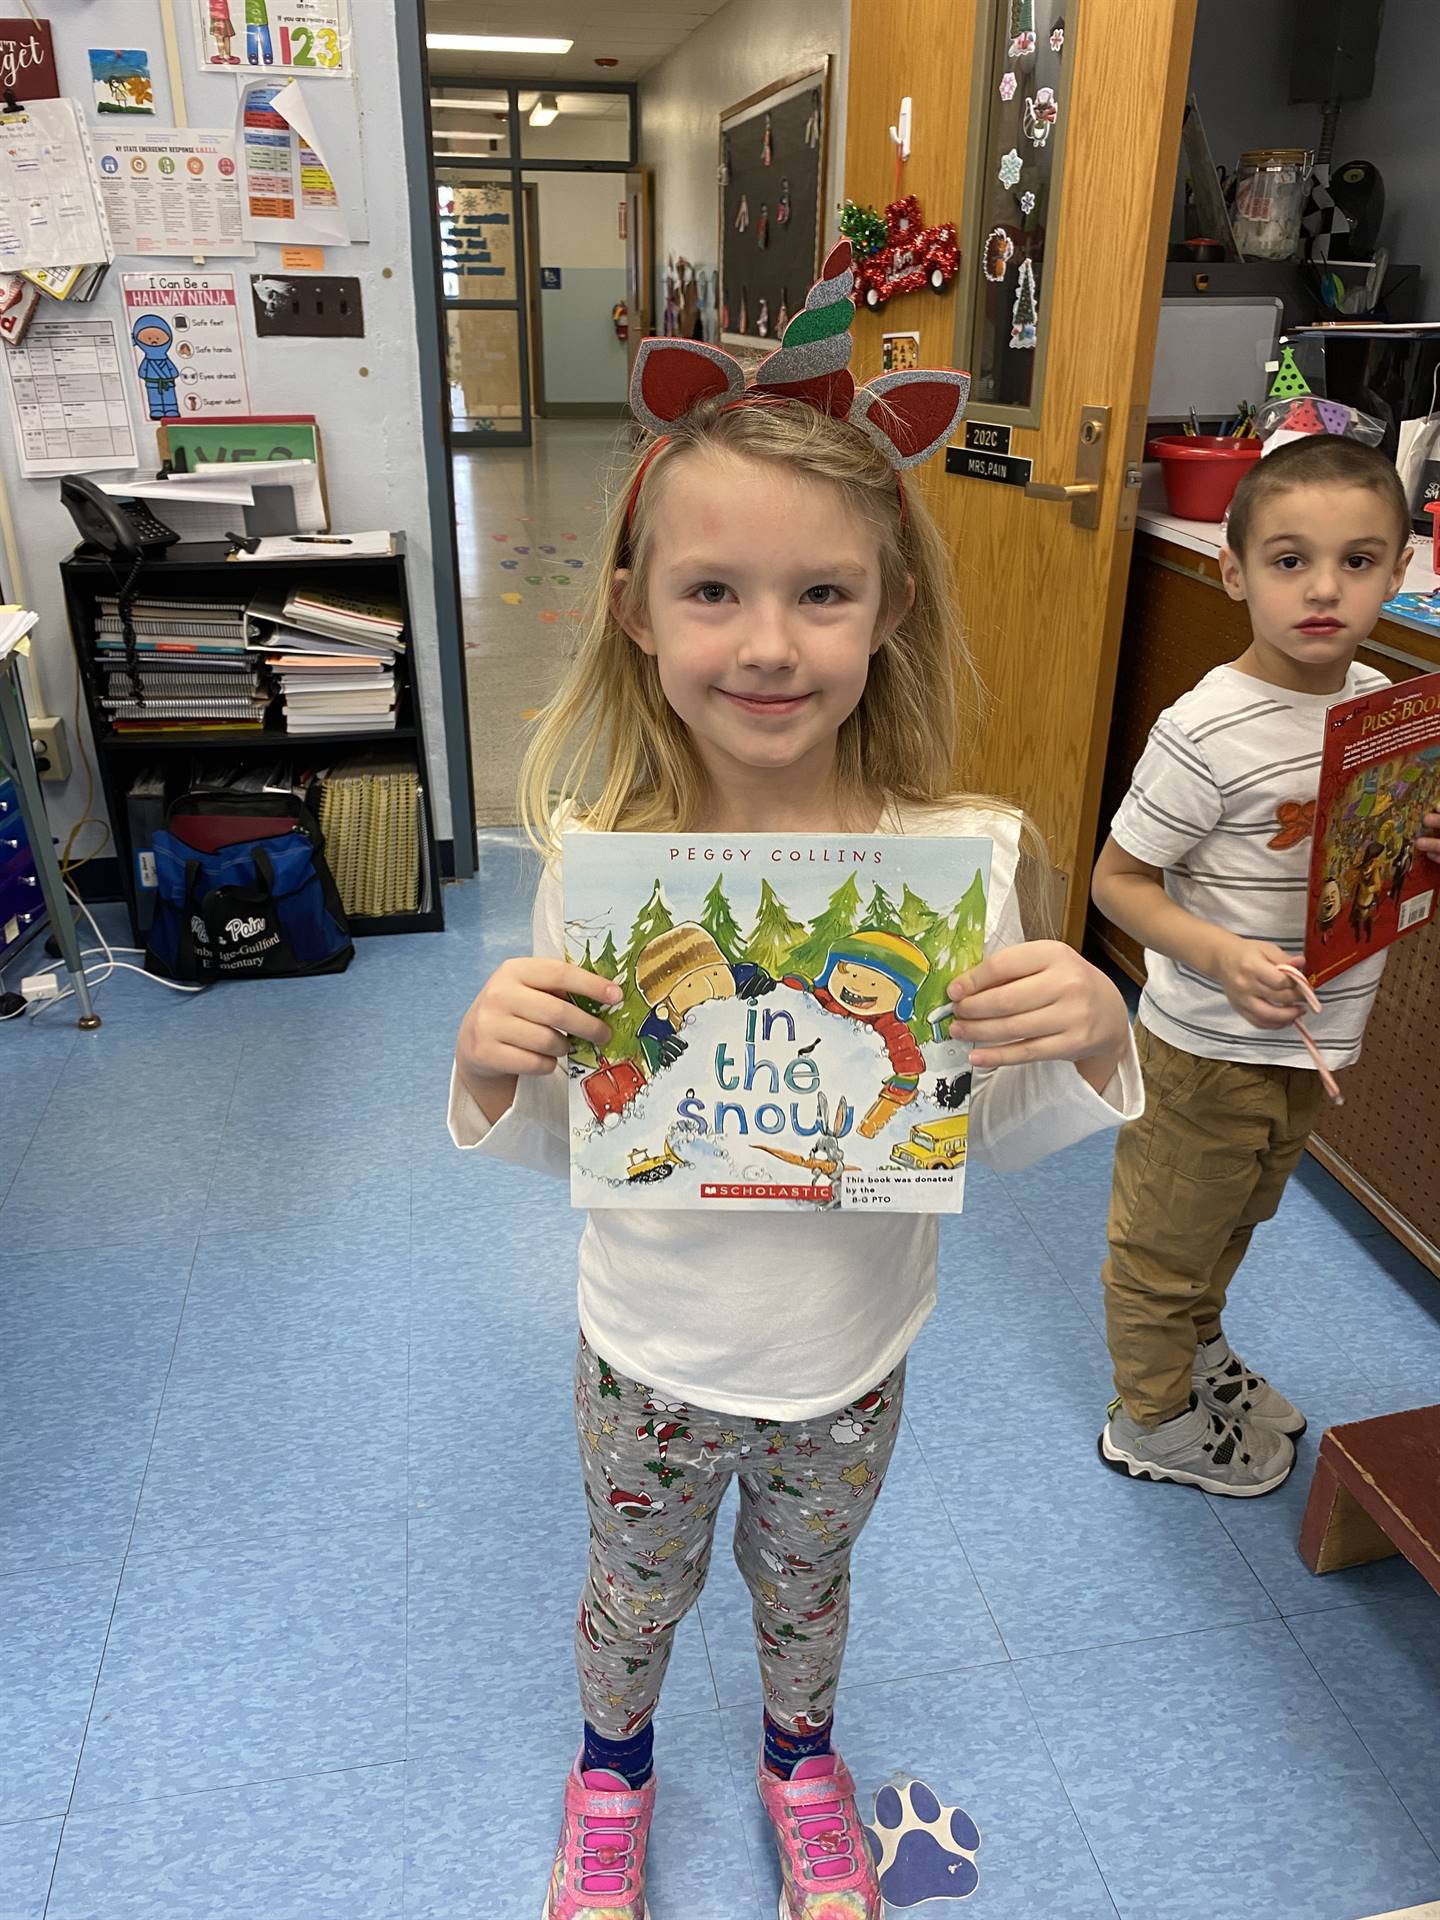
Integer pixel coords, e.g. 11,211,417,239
719,66,827,348
1094,538,1440,1272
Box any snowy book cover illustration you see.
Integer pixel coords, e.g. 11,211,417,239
563,832,991,1212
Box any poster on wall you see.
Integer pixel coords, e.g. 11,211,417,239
90,49,156,116
238,79,346,245
193,0,351,80
94,127,252,258
0,313,138,476
0,17,58,100
0,99,112,274
122,273,252,421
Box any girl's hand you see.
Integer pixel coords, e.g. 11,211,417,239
457,958,622,1081
948,940,1130,1087
1417,810,1440,860
1213,935,1306,1031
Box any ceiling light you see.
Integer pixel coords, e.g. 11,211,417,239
529,93,559,127
428,97,507,112
425,34,573,54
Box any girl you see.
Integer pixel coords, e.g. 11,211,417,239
451,244,1140,1920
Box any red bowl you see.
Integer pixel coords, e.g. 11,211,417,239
1146,435,1264,522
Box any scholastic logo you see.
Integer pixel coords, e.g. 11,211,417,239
701,1182,834,1201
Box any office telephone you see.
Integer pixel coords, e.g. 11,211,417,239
59,475,179,555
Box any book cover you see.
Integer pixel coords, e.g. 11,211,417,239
1306,668,1440,987
564,832,991,1213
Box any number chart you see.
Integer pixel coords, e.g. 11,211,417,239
193,1,350,79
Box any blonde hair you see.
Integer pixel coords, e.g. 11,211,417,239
519,396,999,860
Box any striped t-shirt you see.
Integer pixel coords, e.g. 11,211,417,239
1110,660,1392,1069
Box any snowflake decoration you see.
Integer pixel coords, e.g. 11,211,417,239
1021,190,1036,214
1008,29,1036,57
998,147,1023,190
1050,25,1065,52
999,70,1017,101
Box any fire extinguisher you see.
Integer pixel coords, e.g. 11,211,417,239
612,301,630,342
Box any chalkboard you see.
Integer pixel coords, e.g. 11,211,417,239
719,63,828,351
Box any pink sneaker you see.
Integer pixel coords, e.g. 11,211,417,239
542,1757,654,1920
756,1752,882,1920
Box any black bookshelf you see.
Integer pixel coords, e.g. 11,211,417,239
61,538,444,942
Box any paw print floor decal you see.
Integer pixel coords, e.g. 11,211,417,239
863,1777,980,1906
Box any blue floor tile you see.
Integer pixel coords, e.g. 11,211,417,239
0,1403,155,1581
73,1528,407,1812
0,1567,118,1822
723,1667,1120,1919
1290,1595,1440,1856
47,1765,404,1920
1016,1619,1440,1920
0,1817,60,1920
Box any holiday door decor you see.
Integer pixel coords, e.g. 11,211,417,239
853,196,960,310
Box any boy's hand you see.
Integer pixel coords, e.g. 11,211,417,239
1417,810,1440,860
947,941,1130,1083
457,959,622,1080
1213,936,1306,1030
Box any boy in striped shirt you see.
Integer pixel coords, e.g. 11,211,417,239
1092,435,1440,1495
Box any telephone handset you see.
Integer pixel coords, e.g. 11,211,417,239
59,475,179,554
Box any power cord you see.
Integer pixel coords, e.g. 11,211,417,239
16,879,206,1019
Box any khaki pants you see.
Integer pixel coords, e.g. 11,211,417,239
1101,1023,1325,1427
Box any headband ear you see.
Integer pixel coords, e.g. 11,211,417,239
849,369,972,469
630,338,746,435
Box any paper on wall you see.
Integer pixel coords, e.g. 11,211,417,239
192,0,351,80
121,272,252,421
93,127,253,258
237,80,347,247
0,99,112,274
0,312,138,476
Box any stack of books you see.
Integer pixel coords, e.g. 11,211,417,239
95,598,272,734
246,587,403,737
317,757,424,918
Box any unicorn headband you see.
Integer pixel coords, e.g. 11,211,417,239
626,240,971,523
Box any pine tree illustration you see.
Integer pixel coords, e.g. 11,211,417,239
861,881,903,935
1268,344,1311,399
914,870,989,1039
700,874,745,962
595,931,619,980
899,883,938,941
607,881,674,1062
745,879,807,975
789,873,862,977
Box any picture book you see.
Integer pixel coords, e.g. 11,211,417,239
1305,668,1440,987
563,832,992,1213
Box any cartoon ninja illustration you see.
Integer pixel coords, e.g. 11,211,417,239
208,0,240,63
634,922,775,1072
246,0,274,65
130,314,180,419
1349,840,1388,943
783,929,929,1137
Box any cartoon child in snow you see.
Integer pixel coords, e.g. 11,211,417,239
783,930,928,1137
634,922,775,1072
131,315,180,421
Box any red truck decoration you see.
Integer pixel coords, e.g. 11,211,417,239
853,196,960,309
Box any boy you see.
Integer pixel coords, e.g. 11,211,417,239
1092,435,1440,1495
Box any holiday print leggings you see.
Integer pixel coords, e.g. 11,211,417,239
573,1335,904,1738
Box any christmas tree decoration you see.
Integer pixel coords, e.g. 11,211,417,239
757,202,769,249
756,297,770,338
735,195,749,233
998,147,1023,190
983,227,1015,283
777,177,792,225
1010,256,1038,349
761,111,772,166
999,70,1017,101
838,199,888,259
1268,344,1312,398
1023,86,1058,147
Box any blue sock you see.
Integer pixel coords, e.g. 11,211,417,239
582,1718,654,1789
763,1711,833,1778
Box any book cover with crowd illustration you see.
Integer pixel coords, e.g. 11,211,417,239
562,832,992,1212
1306,667,1440,988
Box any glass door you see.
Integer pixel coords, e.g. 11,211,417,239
437,172,531,447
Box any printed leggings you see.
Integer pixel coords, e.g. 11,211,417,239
573,1336,903,1737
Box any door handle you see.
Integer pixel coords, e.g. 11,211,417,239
1023,406,1108,529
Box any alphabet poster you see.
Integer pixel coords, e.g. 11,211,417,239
564,831,991,1212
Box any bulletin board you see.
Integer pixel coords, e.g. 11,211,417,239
719,62,828,351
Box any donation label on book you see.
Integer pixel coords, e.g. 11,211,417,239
563,832,991,1213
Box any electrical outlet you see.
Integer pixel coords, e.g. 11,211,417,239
29,715,69,782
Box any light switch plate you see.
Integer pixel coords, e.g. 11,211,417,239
250,275,365,339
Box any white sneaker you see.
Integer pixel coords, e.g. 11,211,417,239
1099,1394,1295,1497
1193,1332,1306,1437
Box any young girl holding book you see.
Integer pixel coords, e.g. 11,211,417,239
451,244,1141,1920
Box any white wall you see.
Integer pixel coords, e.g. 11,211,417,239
1184,0,1436,310
0,1,452,854
638,0,850,304
526,172,628,406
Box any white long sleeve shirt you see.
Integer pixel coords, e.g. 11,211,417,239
449,801,1143,1420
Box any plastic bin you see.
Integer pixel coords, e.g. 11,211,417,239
1146,435,1263,522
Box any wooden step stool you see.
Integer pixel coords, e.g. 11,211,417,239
1298,1406,1440,1591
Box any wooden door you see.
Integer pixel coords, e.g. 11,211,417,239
624,165,655,380
845,0,1196,943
